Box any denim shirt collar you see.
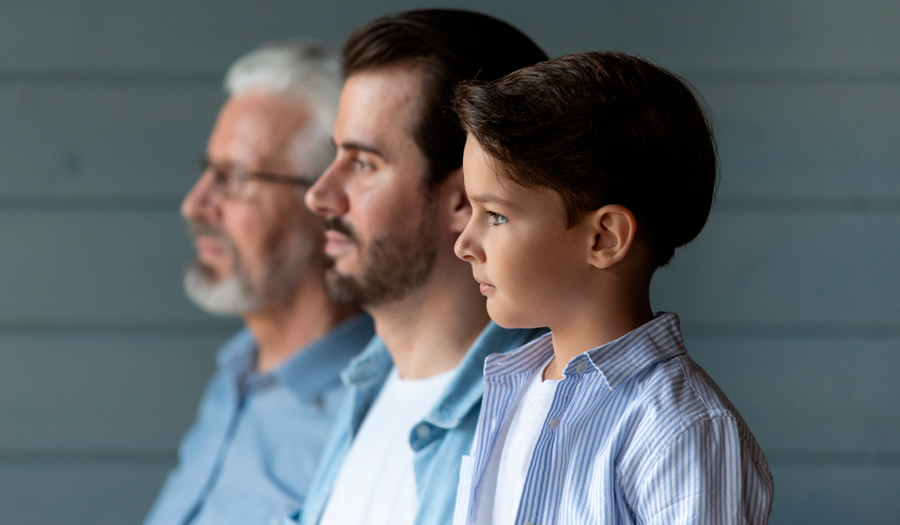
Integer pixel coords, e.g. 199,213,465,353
215,313,375,404
484,312,686,390
340,322,542,441
215,329,257,381
425,323,537,429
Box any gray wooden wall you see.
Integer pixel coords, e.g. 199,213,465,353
0,1,895,523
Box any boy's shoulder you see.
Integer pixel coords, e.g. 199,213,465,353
618,351,761,462
632,352,738,423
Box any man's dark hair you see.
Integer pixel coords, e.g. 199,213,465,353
343,9,547,188
454,51,718,268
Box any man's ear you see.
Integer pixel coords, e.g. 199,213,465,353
441,166,471,233
585,204,638,269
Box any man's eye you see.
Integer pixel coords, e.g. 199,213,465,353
487,212,508,226
352,158,375,172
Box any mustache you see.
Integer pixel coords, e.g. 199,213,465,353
187,220,231,244
323,218,358,244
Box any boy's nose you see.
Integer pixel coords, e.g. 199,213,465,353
454,222,484,263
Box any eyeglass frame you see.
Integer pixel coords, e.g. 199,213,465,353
199,157,315,198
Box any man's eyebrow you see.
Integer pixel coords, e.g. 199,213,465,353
469,193,518,208
338,140,383,158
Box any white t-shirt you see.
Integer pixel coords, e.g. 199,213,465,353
319,366,456,525
473,361,559,525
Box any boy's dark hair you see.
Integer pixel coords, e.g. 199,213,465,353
343,9,548,188
454,51,717,268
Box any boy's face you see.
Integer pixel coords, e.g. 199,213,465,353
455,137,593,328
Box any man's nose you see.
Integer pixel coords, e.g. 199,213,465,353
305,160,349,218
181,171,221,223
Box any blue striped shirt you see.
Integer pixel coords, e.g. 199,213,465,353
453,313,773,525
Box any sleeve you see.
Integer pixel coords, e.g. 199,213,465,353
633,416,774,525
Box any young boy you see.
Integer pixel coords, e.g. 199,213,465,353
451,52,773,524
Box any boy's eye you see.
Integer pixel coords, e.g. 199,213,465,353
487,211,508,226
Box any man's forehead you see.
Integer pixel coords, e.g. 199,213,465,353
338,64,427,140
209,92,311,167
346,62,428,97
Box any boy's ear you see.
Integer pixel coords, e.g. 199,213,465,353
586,204,638,269
442,166,472,233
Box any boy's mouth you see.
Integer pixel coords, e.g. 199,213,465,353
474,277,496,295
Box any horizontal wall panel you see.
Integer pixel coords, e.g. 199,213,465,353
0,334,225,450
0,1,898,71
0,81,894,202
5,333,895,456
2,208,896,327
651,210,900,325
0,463,170,525
0,83,221,199
0,210,236,323
697,81,900,201
768,464,900,525
685,337,900,454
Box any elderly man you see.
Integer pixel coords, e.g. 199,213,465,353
295,10,548,525
144,42,373,525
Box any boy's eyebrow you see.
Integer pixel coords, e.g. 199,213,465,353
469,193,518,208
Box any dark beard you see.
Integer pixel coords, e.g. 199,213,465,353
323,206,438,308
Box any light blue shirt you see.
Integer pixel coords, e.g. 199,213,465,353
144,314,374,525
296,322,545,525
454,313,774,525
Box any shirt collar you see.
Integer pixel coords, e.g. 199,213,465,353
274,314,375,403
484,312,686,390
340,334,395,389
216,328,257,379
426,322,542,429
215,313,375,404
341,322,544,430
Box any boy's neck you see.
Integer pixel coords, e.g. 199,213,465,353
543,280,654,381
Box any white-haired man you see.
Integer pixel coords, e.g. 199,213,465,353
144,42,373,525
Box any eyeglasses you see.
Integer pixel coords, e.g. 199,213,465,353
200,157,314,198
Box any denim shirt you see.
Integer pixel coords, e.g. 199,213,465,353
144,314,374,525
296,322,545,525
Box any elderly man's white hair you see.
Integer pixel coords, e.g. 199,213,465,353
225,41,342,179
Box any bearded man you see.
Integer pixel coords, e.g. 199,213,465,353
143,42,373,525
294,10,548,525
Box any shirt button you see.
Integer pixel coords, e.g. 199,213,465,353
416,423,431,439
575,362,587,374
548,417,561,429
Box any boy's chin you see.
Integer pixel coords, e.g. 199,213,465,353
486,302,543,330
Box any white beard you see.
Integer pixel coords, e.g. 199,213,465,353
183,264,260,316
182,217,317,317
